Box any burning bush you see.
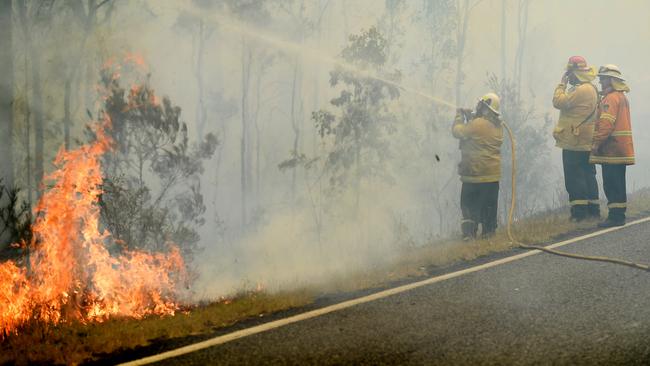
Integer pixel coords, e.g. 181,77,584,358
93,64,217,261
0,120,188,338
0,56,217,338
0,182,32,258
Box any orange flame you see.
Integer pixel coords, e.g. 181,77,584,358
0,118,187,338
124,52,147,70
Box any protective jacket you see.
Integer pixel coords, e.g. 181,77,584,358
552,82,599,151
589,90,635,165
452,113,503,183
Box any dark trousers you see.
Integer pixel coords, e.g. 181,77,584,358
562,150,599,219
460,182,499,238
601,164,627,223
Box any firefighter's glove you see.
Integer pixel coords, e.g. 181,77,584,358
560,72,569,86
462,108,473,121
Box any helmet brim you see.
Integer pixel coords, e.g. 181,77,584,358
477,98,500,116
597,73,626,81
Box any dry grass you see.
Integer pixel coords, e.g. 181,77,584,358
0,289,314,365
3,188,650,365
314,188,650,295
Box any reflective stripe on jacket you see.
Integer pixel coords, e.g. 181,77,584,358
452,113,503,183
589,91,635,165
552,82,598,151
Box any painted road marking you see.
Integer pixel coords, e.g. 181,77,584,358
119,216,650,365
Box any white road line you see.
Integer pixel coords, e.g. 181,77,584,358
119,216,650,366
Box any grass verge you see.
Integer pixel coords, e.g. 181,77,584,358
3,188,650,365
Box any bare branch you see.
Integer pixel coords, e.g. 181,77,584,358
96,0,112,10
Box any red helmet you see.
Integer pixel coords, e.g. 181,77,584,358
567,56,589,71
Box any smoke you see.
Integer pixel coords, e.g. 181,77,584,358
7,0,650,302
193,181,425,300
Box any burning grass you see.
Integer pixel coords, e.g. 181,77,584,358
319,188,650,294
0,119,188,342
3,189,650,365
0,289,313,365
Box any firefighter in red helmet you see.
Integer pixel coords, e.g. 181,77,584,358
552,56,600,221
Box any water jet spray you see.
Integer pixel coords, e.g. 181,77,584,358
178,4,457,110
181,4,650,272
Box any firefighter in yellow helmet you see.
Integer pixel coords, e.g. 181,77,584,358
552,56,600,222
590,64,634,227
452,93,503,240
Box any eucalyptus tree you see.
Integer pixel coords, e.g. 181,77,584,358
0,0,14,189
312,27,401,211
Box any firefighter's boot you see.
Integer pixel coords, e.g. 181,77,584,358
587,202,601,220
461,220,478,240
570,205,588,222
598,208,626,228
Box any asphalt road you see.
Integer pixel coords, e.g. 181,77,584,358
152,221,650,365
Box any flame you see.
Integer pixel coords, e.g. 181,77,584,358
124,52,147,70
0,118,187,338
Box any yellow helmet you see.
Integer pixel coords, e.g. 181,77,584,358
598,64,625,81
478,92,500,115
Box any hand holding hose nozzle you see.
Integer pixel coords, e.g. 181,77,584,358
458,108,474,122
560,71,569,86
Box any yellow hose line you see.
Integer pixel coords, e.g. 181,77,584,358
501,122,650,272
182,1,647,272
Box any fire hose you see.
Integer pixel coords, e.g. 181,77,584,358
500,121,650,272
184,5,649,272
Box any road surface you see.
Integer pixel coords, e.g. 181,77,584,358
127,219,650,365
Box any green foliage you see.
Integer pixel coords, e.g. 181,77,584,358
0,182,32,258
278,151,319,172
313,27,401,192
223,0,272,24
94,72,217,259
486,74,552,216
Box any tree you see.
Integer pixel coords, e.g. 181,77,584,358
416,0,458,234
379,0,406,66
487,74,551,218
62,0,115,150
16,0,46,198
513,0,531,100
174,0,218,143
0,0,14,189
310,27,400,210
275,0,331,205
500,0,507,80
94,66,217,259
454,0,482,106
224,0,272,229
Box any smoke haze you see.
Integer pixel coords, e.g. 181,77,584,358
4,0,650,300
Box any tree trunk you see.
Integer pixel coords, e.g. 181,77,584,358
30,46,43,196
63,77,71,149
63,0,98,150
500,0,507,81
514,0,529,100
354,140,361,215
341,0,349,41
252,56,264,211
0,0,14,188
23,53,31,205
289,59,301,205
195,19,207,141
240,38,252,229
454,0,471,106
17,0,44,197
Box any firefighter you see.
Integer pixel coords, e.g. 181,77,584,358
590,65,634,227
552,56,600,222
452,93,503,240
